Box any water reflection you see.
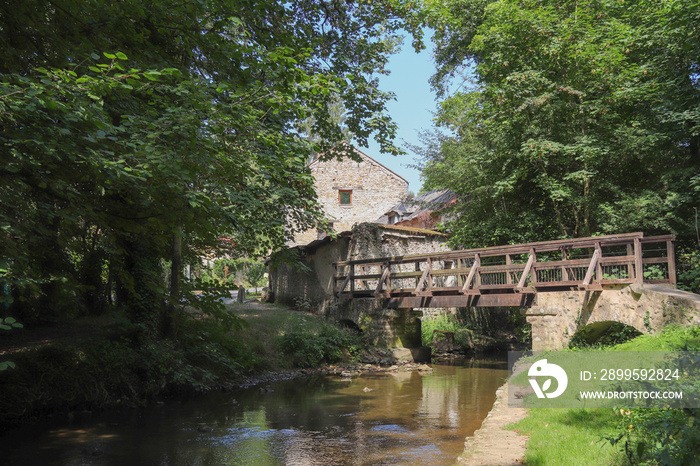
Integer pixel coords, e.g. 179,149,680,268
1,359,507,465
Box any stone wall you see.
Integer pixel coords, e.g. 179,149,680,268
333,298,422,347
292,146,408,246
525,284,700,350
271,223,451,347
346,223,451,260
269,236,350,314
272,223,450,310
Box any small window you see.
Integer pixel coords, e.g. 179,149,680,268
388,213,396,225
339,190,352,205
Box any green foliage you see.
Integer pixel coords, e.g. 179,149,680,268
420,0,700,249
0,0,424,332
0,361,16,371
292,297,314,313
204,258,267,288
0,317,22,371
602,326,700,464
279,323,364,368
605,407,700,465
421,314,462,347
678,249,700,294
0,317,22,331
568,322,642,349
507,311,532,344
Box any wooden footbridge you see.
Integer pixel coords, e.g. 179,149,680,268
334,232,676,309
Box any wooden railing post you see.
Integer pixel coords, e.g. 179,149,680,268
517,249,536,291
505,254,512,284
461,254,480,294
668,239,677,284
374,262,391,297
415,258,432,294
582,243,601,287
336,264,352,297
634,238,643,283
561,247,568,281
350,263,355,294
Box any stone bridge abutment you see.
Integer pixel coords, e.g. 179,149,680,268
525,284,700,350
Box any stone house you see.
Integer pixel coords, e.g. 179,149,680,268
291,144,409,246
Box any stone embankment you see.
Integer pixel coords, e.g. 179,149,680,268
458,383,529,465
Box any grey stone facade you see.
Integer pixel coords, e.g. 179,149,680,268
291,145,408,246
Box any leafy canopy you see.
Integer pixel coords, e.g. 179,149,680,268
419,0,700,250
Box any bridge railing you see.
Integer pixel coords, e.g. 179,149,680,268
333,233,675,298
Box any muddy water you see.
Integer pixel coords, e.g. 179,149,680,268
1,359,507,465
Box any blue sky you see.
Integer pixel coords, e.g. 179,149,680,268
362,34,439,194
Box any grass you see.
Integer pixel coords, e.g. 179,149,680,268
509,408,625,465
508,324,700,465
608,324,700,351
227,302,358,370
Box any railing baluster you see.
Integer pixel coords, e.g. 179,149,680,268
582,243,601,286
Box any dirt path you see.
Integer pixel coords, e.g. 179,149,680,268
458,382,529,465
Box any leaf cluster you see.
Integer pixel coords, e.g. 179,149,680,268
420,0,700,257
0,0,423,331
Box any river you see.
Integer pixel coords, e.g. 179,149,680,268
1,358,508,465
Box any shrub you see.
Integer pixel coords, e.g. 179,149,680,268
678,249,700,294
569,322,642,349
421,314,462,347
279,324,363,368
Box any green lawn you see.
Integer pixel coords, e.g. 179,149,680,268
509,408,625,465
509,325,700,464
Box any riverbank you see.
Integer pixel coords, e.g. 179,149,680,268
458,382,528,465
471,325,700,465
0,301,431,431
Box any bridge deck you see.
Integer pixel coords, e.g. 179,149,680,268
333,232,675,308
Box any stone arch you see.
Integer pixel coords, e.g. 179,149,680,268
337,319,361,333
569,321,643,348
571,291,649,338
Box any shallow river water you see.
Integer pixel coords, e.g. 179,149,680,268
2,358,508,465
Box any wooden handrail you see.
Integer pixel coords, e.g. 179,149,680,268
333,233,676,298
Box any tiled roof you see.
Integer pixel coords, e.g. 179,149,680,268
375,189,457,224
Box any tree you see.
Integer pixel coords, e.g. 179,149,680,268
0,0,424,332
421,0,700,250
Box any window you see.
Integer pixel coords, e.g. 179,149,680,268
388,213,396,225
339,190,352,205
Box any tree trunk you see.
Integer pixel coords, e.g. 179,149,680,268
161,227,182,338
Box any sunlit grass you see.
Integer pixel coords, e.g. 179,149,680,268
509,408,625,465
509,325,700,464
